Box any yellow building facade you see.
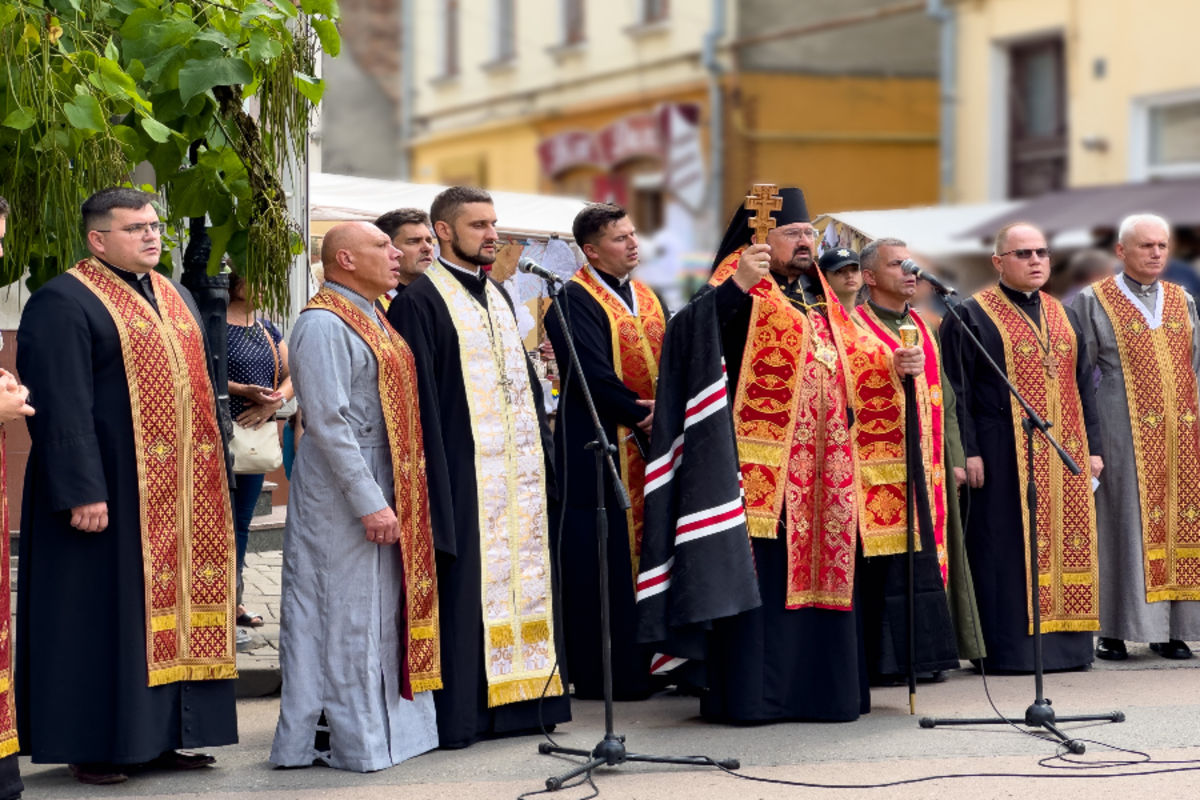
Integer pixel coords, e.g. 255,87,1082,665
409,0,944,246
953,0,1200,202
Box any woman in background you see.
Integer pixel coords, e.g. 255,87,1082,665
226,273,292,638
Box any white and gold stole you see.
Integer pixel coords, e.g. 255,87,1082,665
424,263,563,706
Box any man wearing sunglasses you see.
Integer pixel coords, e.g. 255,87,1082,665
941,222,1103,675
1072,213,1200,662
16,188,237,784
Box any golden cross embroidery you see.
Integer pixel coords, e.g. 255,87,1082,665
744,184,781,245
195,562,222,585
147,439,174,462
156,565,176,587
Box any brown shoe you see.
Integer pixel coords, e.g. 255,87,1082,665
68,763,128,785
147,750,216,771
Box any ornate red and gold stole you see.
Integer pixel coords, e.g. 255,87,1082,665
976,287,1099,633
1093,276,1200,602
71,258,236,686
0,430,16,758
709,251,861,609
852,306,948,581
572,266,665,582
303,288,441,695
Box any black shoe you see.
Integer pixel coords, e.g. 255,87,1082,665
68,764,128,785
1149,640,1193,660
1096,637,1128,661
142,750,216,771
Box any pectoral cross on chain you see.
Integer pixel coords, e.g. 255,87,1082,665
496,369,515,402
1042,349,1059,380
745,184,782,245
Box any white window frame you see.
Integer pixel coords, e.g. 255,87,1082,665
558,0,585,46
635,0,668,24
492,0,516,63
1129,87,1200,182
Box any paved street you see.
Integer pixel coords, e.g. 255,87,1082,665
15,545,1200,799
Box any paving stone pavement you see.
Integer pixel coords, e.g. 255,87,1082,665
237,545,284,696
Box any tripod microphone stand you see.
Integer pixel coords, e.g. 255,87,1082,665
917,288,1124,754
537,279,739,791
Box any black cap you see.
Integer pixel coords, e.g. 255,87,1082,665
819,247,860,273
712,187,810,271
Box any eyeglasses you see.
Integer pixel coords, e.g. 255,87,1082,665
96,222,167,236
776,227,817,240
998,247,1051,260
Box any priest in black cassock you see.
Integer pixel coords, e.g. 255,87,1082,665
16,188,237,784
670,188,869,722
544,203,665,701
941,222,1103,673
388,186,570,749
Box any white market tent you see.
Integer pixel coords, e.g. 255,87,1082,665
309,172,587,241
814,200,1021,259
813,200,1022,292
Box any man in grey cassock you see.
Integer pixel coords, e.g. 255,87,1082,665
1073,213,1200,662
271,222,441,771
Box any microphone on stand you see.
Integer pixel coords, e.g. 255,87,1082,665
518,256,564,284
901,258,958,296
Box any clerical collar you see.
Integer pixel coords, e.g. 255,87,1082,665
1122,272,1159,295
101,259,152,283
867,299,911,321
594,265,631,288
438,256,484,280
999,281,1040,303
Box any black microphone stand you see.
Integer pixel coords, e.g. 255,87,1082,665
902,367,918,715
917,287,1124,754
537,279,739,791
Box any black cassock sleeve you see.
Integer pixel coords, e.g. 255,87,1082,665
388,287,459,559
16,282,108,513
1064,304,1104,459
938,301,981,461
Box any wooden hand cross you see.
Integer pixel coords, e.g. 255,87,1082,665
744,183,781,245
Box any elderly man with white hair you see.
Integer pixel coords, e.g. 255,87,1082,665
1072,213,1200,662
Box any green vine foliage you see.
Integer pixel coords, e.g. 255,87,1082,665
0,0,340,316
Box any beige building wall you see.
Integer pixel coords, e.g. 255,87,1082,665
954,0,1200,202
411,0,721,143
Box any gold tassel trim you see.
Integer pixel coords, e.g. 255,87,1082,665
746,514,777,539
1146,589,1200,603
1035,619,1101,635
410,677,444,694
148,662,239,687
487,674,564,708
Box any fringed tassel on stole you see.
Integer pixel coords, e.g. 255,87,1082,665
1146,588,1200,604
1037,619,1102,635
861,533,912,558
487,674,564,709
148,662,239,688
410,677,444,694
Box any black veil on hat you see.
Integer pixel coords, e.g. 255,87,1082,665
711,187,810,272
